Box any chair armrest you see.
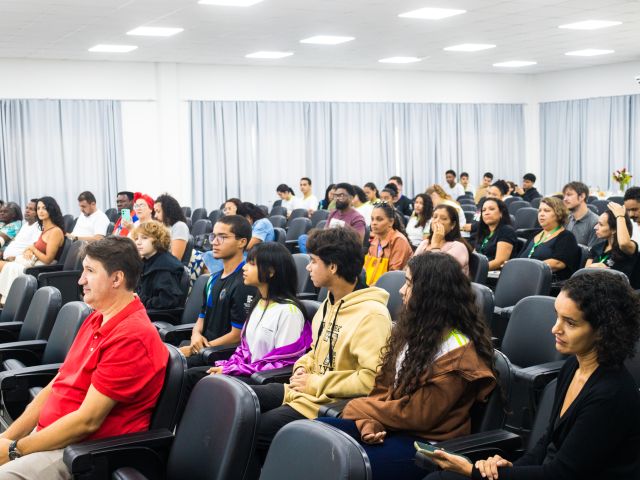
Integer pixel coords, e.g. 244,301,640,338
201,344,239,365
37,269,82,282
0,363,62,391
251,366,294,384
24,264,63,276
515,228,540,241
0,322,24,343
146,309,185,325
64,429,174,480
515,360,566,389
157,323,195,345
0,340,48,366
296,293,318,301
415,430,523,468
317,398,355,418
152,321,174,332
113,467,151,480
493,306,514,316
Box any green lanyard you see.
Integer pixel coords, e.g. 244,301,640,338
479,230,495,253
595,252,611,264
528,226,561,258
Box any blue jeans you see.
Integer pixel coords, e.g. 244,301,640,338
315,417,432,480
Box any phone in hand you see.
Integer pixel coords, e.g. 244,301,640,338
121,209,131,222
414,441,471,462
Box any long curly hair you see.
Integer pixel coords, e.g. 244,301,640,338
376,252,496,398
155,194,187,227
36,196,65,233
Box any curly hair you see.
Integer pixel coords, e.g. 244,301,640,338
413,193,433,228
36,196,65,233
540,196,569,226
154,194,187,227
561,272,640,367
377,253,496,398
476,198,512,246
131,220,171,252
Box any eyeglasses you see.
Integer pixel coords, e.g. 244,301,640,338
209,233,239,244
133,203,149,209
334,193,350,199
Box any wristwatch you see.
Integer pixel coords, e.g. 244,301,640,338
8,440,21,461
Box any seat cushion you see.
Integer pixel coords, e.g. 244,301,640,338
3,359,26,371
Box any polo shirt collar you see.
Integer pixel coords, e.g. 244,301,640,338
92,297,145,337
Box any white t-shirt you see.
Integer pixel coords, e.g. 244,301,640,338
170,221,190,241
281,196,304,214
3,222,40,259
405,216,431,247
632,221,640,244
301,195,319,211
355,202,374,226
245,301,305,361
443,183,466,200
71,209,110,237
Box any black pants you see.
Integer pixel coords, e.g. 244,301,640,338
249,383,306,462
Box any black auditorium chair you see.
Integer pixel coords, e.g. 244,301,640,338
106,222,115,235
310,209,329,227
292,254,315,296
191,208,208,223
469,252,489,284
0,301,91,425
0,275,37,324
104,208,118,222
508,201,530,216
288,208,309,221
514,207,540,240
261,420,372,480
285,218,312,252
472,282,494,328
268,215,287,229
591,199,609,215
315,220,327,230
63,214,76,234
68,374,258,480
24,237,72,277
35,240,86,305
182,206,192,219
191,219,212,237
208,209,223,225
270,206,287,218
63,344,188,480
180,235,194,267
492,259,552,341
608,195,624,205
273,227,286,245
0,286,61,344
503,197,519,207
530,197,541,209
373,270,405,321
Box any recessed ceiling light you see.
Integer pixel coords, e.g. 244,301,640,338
399,7,466,20
300,35,355,45
493,60,537,68
444,43,496,52
559,20,621,30
245,51,293,59
88,44,138,53
378,56,422,64
127,26,184,37
565,49,614,57
198,0,263,6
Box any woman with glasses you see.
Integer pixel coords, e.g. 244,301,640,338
518,197,580,280
123,192,154,234
132,220,185,309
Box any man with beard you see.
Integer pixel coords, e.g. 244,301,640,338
623,186,640,243
325,183,366,242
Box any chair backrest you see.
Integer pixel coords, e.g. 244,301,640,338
300,300,321,322
257,205,269,215
494,259,552,308
374,271,405,320
501,296,564,368
191,208,208,223
208,209,223,225
104,208,118,222
289,209,309,221
62,240,87,270
181,274,210,325
592,199,609,215
19,286,62,341
273,227,286,245
530,197,542,209
261,420,372,480
503,197,519,207
285,218,312,241
471,282,494,327
191,219,213,237
608,195,624,205
150,344,188,432
166,375,260,480
513,237,528,257
56,237,72,263
586,203,598,214
272,199,282,208
469,253,489,284
571,266,629,283
292,254,312,294
106,222,115,235
63,214,75,233
514,207,539,230
310,209,330,227
179,267,190,303
268,215,287,229
317,287,329,303
472,349,513,433
180,236,194,266
41,301,92,364
508,201,530,215
587,195,598,204
527,379,557,451
1,275,37,323
181,206,192,218
315,220,327,230
270,206,287,217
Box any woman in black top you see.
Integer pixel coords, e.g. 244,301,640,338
518,197,580,280
586,202,638,284
475,198,517,270
425,271,640,480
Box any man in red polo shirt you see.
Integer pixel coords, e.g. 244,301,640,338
0,236,168,479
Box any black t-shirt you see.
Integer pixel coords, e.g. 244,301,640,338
517,187,542,203
476,224,518,262
588,240,639,281
201,267,257,340
519,229,580,280
394,195,413,217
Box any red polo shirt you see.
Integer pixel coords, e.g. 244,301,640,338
37,297,168,440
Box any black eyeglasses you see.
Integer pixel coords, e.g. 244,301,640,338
209,233,239,244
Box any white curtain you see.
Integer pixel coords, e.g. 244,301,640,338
190,101,525,208
0,99,124,213
540,94,640,194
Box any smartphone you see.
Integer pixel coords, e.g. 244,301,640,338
121,209,131,222
414,441,471,462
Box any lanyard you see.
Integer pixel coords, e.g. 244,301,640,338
595,252,611,264
528,226,561,258
206,261,245,308
479,230,496,253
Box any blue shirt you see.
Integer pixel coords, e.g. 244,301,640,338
253,218,275,243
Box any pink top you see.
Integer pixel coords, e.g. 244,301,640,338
415,239,470,276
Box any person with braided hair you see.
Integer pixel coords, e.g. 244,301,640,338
318,252,496,479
